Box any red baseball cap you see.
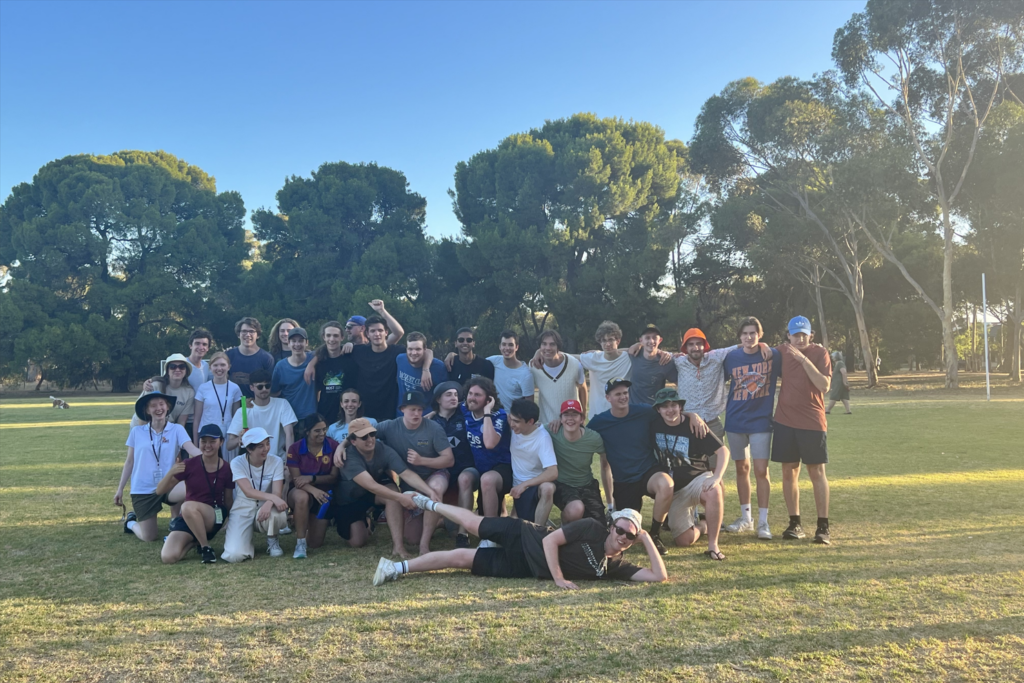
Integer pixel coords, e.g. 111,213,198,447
681,328,711,352
560,400,584,415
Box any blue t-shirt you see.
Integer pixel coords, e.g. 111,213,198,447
723,347,782,434
460,404,512,473
226,347,276,399
396,355,448,414
430,410,475,471
587,404,659,484
271,357,318,420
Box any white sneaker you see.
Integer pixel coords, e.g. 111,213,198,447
757,521,773,540
478,539,498,549
267,537,283,557
411,493,435,511
373,557,398,586
293,538,307,559
279,525,292,535
724,517,754,533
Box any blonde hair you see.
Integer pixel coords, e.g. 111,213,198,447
208,351,230,367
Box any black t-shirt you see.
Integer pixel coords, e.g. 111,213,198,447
351,344,405,422
431,411,475,471
450,355,495,386
651,416,723,490
315,353,359,422
520,518,643,581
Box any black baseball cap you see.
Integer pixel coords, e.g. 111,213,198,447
640,323,662,337
400,390,428,409
604,377,632,394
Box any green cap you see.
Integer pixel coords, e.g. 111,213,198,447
652,387,685,408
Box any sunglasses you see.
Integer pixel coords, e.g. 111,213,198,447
345,323,360,329
613,525,637,541
167,363,187,371
252,383,270,390
354,432,377,441
457,337,474,343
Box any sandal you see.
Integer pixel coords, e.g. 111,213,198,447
704,549,726,561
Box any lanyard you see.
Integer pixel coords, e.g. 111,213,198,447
201,459,220,503
211,381,229,421
149,425,166,466
246,454,265,494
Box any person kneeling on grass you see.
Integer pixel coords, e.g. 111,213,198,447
117,393,202,542
286,413,340,559
221,428,289,562
650,388,730,561
373,501,667,588
331,418,442,558
158,424,235,564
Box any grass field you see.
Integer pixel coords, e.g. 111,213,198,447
1,378,1023,682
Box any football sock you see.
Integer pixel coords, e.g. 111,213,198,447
817,517,829,530
740,504,752,521
395,561,409,575
758,508,769,525
650,520,662,537
789,515,801,526
126,521,137,532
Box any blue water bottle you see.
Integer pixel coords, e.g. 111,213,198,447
316,490,333,520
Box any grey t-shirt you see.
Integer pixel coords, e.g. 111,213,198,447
336,441,408,505
487,355,536,408
374,417,451,479
629,354,678,405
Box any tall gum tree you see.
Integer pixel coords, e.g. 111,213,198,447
833,0,1024,387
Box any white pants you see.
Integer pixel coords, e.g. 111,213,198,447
221,500,287,563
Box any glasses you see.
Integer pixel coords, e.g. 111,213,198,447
167,364,187,371
252,383,270,390
239,330,257,336
613,525,637,541
354,432,377,441
457,337,474,343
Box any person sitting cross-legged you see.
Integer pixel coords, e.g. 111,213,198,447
158,424,235,564
331,418,442,559
373,502,667,588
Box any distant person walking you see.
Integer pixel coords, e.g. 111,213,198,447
826,352,852,415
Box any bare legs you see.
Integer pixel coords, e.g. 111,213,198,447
753,459,771,509
734,458,751,506
560,500,585,523
534,482,556,525
419,474,449,554
647,472,674,524
479,471,504,517
781,462,829,519
456,469,479,535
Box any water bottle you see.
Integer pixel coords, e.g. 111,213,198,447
316,490,333,520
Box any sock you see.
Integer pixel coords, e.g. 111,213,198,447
650,520,662,537
424,499,439,512
126,521,137,531
395,560,409,575
817,517,829,530
790,515,801,526
758,508,769,525
740,504,752,521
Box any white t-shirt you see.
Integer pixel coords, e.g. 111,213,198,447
327,417,378,444
511,425,558,486
186,359,212,394
125,423,191,495
579,351,633,418
227,398,297,460
230,453,285,504
487,355,536,408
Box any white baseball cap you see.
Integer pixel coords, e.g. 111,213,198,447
611,508,642,533
241,427,271,448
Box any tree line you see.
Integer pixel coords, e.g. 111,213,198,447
1,0,1021,391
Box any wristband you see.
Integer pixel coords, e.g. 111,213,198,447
485,413,495,420
312,474,318,485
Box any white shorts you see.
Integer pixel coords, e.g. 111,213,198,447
727,432,772,461
221,501,288,563
668,472,715,531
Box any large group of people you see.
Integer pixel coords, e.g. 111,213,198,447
117,301,836,587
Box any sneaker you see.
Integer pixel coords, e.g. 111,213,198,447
724,517,754,533
123,511,137,533
757,521,773,540
200,546,217,564
267,537,283,557
279,525,292,535
651,534,668,556
373,557,398,586
293,539,307,559
455,534,470,549
411,493,435,511
783,522,806,540
478,539,498,549
814,527,831,545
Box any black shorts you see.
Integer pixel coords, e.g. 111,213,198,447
770,423,829,465
485,462,513,496
553,480,605,522
333,493,380,540
168,505,227,541
613,465,670,513
470,517,534,578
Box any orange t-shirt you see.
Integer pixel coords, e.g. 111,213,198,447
774,344,832,432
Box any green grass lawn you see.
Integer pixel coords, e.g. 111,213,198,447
1,388,1022,682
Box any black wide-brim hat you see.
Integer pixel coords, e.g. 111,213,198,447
135,392,178,422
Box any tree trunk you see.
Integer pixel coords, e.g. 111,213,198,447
940,205,959,388
811,266,830,351
853,299,877,387
1012,282,1022,382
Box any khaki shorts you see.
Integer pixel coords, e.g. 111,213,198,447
667,472,715,532
130,492,172,522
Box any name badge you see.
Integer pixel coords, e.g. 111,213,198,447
153,468,164,484
215,507,224,525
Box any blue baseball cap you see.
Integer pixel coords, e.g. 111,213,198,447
788,316,812,335
347,315,366,326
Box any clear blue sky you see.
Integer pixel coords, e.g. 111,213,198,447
1,0,862,239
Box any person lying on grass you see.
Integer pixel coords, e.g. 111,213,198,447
331,418,442,559
117,393,202,542
158,424,235,565
373,499,668,588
